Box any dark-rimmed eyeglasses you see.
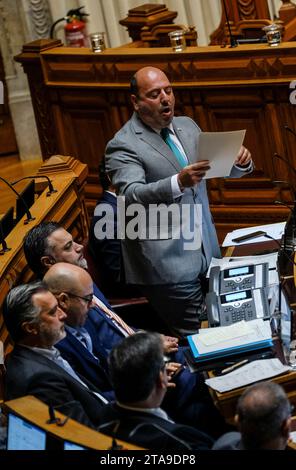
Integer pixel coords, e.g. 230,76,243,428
64,292,94,304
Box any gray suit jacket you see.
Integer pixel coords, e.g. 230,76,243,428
106,113,251,285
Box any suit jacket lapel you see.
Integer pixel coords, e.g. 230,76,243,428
132,113,181,172
15,345,103,394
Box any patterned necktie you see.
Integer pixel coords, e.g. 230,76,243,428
160,128,187,168
93,295,135,336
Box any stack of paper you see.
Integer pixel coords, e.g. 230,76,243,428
187,319,273,363
205,358,290,393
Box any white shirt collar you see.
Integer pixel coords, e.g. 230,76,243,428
116,401,174,422
152,123,174,135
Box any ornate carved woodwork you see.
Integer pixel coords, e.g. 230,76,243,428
210,0,271,45
140,24,197,47
15,41,296,242
279,0,296,24
119,3,177,41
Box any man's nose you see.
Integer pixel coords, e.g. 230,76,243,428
74,242,83,252
58,307,67,321
160,90,169,102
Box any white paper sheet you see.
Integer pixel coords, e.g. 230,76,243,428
197,130,246,179
205,358,291,393
222,222,286,247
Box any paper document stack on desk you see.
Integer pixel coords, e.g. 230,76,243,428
187,319,273,363
205,358,290,393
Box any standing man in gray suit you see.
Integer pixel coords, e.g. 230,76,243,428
105,66,252,337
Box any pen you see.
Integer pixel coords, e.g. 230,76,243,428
221,359,248,375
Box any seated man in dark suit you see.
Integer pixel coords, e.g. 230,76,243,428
23,222,180,358
44,261,227,438
98,331,213,450
3,282,108,430
88,161,135,298
213,381,292,450
24,224,227,437
43,262,114,401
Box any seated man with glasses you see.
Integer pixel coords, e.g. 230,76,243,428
43,262,115,402
44,262,228,439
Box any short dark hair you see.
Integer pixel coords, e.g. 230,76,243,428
130,75,138,96
108,331,164,403
23,222,61,278
237,381,291,449
3,281,47,342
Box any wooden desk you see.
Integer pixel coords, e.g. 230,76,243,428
4,395,143,450
207,240,296,424
207,358,296,426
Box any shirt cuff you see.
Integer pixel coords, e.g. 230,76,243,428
234,161,253,172
171,174,184,199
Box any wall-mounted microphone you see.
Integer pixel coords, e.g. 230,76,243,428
98,420,123,450
0,176,35,224
222,0,238,47
274,200,296,252
284,125,296,138
274,200,296,217
0,222,11,255
273,153,296,177
46,400,80,426
11,175,57,196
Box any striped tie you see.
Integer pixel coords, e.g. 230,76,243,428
93,295,135,336
161,128,187,168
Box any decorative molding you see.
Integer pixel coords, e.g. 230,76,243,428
237,0,257,19
29,0,52,39
40,46,296,85
0,0,17,76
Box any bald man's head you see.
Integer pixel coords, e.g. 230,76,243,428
44,263,94,328
130,67,175,130
236,381,291,450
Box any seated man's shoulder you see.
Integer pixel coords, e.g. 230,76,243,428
212,431,242,450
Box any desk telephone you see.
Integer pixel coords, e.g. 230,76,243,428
209,263,269,294
207,263,270,327
206,288,270,326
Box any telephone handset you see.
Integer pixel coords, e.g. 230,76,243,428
209,263,269,295
206,287,270,327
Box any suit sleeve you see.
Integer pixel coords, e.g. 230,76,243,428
26,371,98,429
105,136,174,206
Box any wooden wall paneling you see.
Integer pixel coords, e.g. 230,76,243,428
15,42,296,237
0,156,89,355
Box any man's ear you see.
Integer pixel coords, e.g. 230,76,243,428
41,255,55,270
21,321,38,336
158,369,168,390
282,416,291,439
131,94,139,112
56,292,69,311
234,413,240,429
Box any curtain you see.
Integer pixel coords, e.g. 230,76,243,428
46,0,285,47
47,0,222,46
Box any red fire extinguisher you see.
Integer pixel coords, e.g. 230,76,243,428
50,6,89,47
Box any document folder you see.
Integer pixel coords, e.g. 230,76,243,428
187,319,273,363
